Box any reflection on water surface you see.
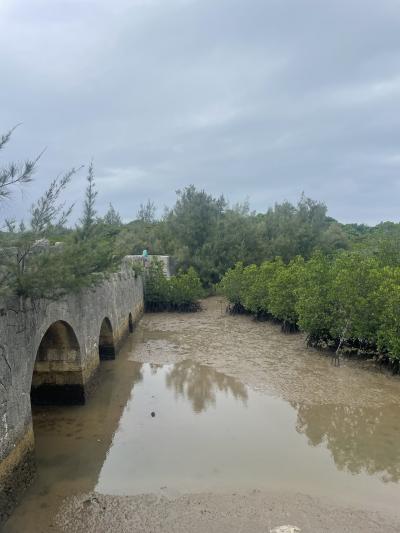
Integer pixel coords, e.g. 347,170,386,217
94,359,400,511
165,359,248,412
294,402,400,482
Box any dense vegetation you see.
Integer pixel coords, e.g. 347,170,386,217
2,129,359,298
2,126,400,369
144,260,204,312
218,252,400,371
115,188,352,287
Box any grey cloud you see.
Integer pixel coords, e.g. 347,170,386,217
1,0,400,224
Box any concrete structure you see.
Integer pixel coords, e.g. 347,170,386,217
0,260,147,524
126,254,173,278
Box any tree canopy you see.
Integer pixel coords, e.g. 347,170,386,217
2,128,400,373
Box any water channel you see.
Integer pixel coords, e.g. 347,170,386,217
4,297,400,532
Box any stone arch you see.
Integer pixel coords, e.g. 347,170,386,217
31,320,84,404
99,317,116,360
129,312,134,333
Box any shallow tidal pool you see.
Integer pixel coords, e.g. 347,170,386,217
4,298,400,532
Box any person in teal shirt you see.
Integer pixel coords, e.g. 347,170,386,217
142,249,149,266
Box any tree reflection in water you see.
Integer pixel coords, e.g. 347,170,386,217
150,363,163,375
165,360,248,413
294,402,400,482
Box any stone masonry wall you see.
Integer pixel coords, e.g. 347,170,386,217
0,262,144,524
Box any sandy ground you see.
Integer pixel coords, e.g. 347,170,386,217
57,490,400,533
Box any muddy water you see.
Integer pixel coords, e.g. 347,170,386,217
4,297,400,532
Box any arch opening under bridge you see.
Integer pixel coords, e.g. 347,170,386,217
31,320,84,405
99,317,116,360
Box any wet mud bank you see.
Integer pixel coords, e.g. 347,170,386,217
133,297,400,408
227,302,396,371
57,490,400,533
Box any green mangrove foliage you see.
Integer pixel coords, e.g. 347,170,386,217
377,268,400,363
218,252,400,370
267,256,305,331
144,260,204,312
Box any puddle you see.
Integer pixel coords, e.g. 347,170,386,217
95,360,400,512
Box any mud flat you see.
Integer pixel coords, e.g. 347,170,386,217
4,297,400,532
56,490,400,533
132,297,400,409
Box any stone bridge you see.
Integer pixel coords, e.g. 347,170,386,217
0,255,171,523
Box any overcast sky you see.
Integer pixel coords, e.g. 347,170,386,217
1,0,400,225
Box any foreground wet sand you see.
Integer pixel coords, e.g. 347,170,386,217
57,490,400,533
4,297,400,532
